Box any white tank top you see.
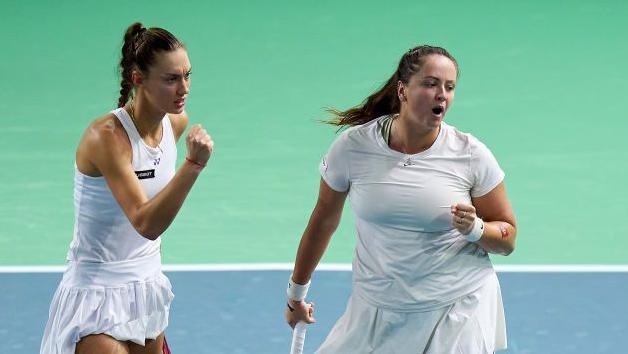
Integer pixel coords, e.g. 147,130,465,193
67,108,177,262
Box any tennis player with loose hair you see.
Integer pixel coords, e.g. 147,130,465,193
40,22,213,354
286,45,516,353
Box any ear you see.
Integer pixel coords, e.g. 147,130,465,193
397,81,406,102
131,69,143,86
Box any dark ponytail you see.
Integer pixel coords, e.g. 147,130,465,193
117,22,185,108
327,45,458,127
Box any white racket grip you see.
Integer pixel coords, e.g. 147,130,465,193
290,321,307,354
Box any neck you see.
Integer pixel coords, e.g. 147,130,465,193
127,95,164,139
390,113,440,154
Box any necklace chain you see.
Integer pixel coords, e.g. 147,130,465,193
129,102,142,136
129,102,163,153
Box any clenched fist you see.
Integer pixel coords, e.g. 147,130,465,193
185,124,213,166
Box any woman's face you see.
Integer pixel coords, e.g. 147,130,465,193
139,47,191,114
398,54,457,131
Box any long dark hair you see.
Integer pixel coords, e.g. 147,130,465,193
327,45,458,127
117,22,185,108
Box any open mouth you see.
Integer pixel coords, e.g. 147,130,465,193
432,106,444,115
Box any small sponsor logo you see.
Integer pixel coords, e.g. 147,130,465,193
135,169,156,179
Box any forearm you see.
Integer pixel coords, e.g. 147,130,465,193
476,220,516,256
133,162,202,239
291,209,342,284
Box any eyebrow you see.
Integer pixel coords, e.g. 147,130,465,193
163,69,192,77
423,76,456,83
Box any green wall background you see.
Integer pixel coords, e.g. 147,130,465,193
1,0,626,265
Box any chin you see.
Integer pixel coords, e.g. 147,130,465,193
428,118,443,128
166,106,185,115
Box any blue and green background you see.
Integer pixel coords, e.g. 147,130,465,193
1,0,626,353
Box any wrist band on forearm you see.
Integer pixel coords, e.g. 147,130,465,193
287,277,310,301
465,217,484,242
185,156,206,169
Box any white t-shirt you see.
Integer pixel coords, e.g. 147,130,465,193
320,116,504,311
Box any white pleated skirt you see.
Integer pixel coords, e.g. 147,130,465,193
40,253,174,354
316,272,506,354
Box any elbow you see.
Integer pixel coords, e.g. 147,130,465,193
139,230,162,241
500,239,516,256
321,218,341,235
496,223,517,256
128,207,165,241
133,220,163,241
501,245,515,256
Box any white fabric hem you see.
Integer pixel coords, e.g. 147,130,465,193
316,273,506,354
40,253,174,354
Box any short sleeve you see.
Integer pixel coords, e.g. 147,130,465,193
319,131,351,192
469,137,505,198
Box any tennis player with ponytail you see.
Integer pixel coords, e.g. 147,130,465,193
41,22,212,354
286,45,517,353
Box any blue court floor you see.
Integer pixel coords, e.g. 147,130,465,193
2,271,626,353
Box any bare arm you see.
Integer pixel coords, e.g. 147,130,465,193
291,179,348,284
473,182,517,255
453,182,517,255
286,178,348,327
77,115,212,240
168,112,189,142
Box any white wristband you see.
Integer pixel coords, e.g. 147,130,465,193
465,217,484,242
287,277,311,301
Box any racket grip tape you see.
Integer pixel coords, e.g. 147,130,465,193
290,321,307,354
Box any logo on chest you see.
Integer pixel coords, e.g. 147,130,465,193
135,169,156,179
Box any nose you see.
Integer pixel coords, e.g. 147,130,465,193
436,85,446,102
178,78,190,96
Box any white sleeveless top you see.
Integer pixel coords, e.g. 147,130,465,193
67,108,177,262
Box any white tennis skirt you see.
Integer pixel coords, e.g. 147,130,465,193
316,272,507,354
40,252,174,354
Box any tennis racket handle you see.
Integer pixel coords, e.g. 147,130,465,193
290,321,307,354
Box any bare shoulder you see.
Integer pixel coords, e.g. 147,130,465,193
76,113,131,176
83,113,130,151
168,111,189,142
